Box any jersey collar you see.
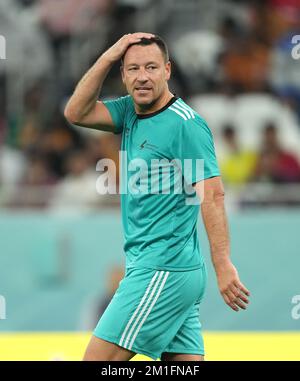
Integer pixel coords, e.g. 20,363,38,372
136,96,178,119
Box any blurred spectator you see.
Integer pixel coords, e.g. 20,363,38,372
78,265,124,331
48,149,105,213
0,145,27,187
219,124,258,185
38,0,115,95
80,131,122,186
16,83,49,150
7,154,57,209
39,0,114,37
250,0,300,45
219,16,244,47
38,114,84,178
220,34,271,93
0,0,53,91
270,31,300,122
22,154,57,187
255,123,300,183
250,0,300,119
0,79,6,145
171,30,223,94
96,266,124,318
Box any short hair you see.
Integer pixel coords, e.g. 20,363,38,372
222,124,235,138
264,122,277,134
121,35,169,65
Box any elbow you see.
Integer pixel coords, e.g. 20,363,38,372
213,190,225,206
215,190,225,200
64,104,78,125
63,102,73,122
202,190,225,207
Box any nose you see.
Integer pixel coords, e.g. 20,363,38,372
136,67,148,82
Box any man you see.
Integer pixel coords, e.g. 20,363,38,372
64,33,250,361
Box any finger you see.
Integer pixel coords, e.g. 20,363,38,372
229,302,239,312
225,289,247,310
230,285,249,304
234,281,250,296
230,305,239,312
126,35,151,45
226,295,246,311
226,289,239,304
238,293,249,304
228,286,249,309
130,32,155,41
233,298,247,310
223,293,239,312
134,32,155,38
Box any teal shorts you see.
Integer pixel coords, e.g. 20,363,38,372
93,264,207,360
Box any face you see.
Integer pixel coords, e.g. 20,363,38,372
121,44,171,109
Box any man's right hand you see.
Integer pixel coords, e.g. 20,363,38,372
102,32,155,64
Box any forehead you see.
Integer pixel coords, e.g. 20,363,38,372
123,44,165,66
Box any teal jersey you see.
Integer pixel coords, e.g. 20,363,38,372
103,95,220,271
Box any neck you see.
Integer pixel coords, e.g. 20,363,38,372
135,90,174,115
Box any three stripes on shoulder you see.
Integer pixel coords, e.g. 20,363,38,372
169,99,195,120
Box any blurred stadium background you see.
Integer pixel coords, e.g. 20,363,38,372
0,0,300,361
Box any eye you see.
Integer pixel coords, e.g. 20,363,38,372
147,66,157,70
128,67,138,71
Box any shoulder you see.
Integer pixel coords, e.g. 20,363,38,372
102,94,134,110
169,98,212,134
168,98,197,122
122,94,134,107
102,95,135,121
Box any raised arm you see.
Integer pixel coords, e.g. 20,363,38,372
193,176,250,311
64,32,154,131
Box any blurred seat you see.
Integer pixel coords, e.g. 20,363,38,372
189,94,233,132
189,94,235,158
232,94,300,159
189,93,300,160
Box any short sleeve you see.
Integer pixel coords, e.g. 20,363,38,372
102,95,131,135
178,116,220,185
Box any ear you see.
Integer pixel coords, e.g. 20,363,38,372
165,61,171,81
120,66,125,84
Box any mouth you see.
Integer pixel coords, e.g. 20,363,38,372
135,87,152,93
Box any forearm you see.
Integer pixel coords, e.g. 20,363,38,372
195,175,249,311
201,193,231,270
64,33,155,126
64,54,113,122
